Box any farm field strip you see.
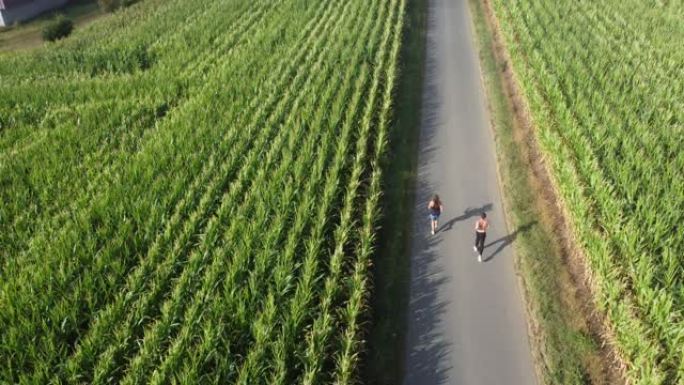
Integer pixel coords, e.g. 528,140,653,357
491,0,684,382
504,0,670,376
0,0,261,156
504,1,668,377
6,1,343,381
0,0,201,80
1,0,322,282
148,58,346,383
107,6,362,384
1,7,288,262
0,0,270,175
525,1,684,361
526,0,684,354
102,1,380,382
60,2,345,374
55,4,338,376
334,1,405,381
295,1,401,383
1,0,406,383
230,0,404,383
1,98,179,249
229,2,390,382
262,51,377,385
0,0,277,235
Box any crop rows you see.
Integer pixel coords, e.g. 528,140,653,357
490,0,684,383
0,0,406,383
0,0,276,258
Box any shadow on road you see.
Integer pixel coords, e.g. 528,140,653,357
404,25,452,383
405,228,452,384
482,221,537,262
437,203,493,233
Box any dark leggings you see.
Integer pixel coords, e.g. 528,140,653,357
475,231,486,255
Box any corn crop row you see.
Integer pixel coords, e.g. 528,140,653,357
491,0,684,383
0,0,406,383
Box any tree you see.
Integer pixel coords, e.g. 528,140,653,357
42,15,73,42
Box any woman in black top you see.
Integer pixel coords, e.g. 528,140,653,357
473,212,489,262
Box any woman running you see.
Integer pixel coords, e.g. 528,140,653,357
427,195,443,235
474,212,489,262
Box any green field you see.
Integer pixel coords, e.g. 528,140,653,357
490,0,684,383
0,0,405,383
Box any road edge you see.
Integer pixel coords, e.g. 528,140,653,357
463,2,542,384
466,0,628,384
363,0,428,383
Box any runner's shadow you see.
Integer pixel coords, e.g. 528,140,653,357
438,203,492,233
482,221,537,262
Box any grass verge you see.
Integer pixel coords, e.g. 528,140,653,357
467,0,610,384
364,0,428,384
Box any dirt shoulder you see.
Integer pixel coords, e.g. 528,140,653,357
469,0,628,383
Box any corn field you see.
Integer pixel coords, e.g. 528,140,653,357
0,0,406,383
490,0,684,383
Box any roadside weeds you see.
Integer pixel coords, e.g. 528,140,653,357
364,0,428,384
467,0,627,384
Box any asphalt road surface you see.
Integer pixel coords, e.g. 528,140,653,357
402,0,538,384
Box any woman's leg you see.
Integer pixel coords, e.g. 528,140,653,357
476,232,486,255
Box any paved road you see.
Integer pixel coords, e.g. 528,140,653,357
402,0,537,384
